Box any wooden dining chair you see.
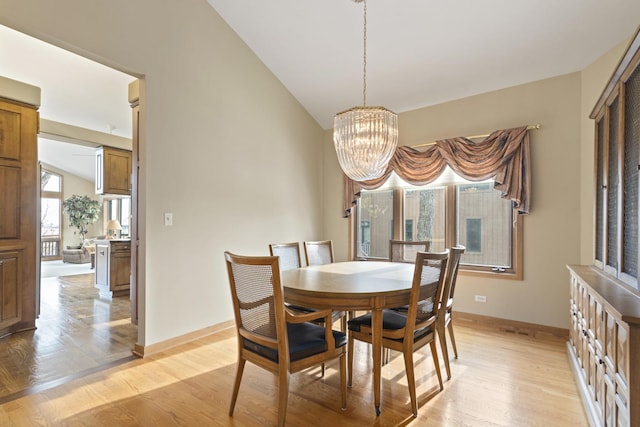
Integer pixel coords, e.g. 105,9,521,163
225,251,347,427
304,240,334,266
269,242,347,333
269,242,303,271
347,250,448,416
437,245,465,380
389,239,431,263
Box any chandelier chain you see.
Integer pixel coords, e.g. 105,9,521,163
362,0,367,106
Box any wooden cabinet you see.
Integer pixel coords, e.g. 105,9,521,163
0,94,38,337
94,239,131,298
567,265,640,426
591,29,640,289
95,146,132,195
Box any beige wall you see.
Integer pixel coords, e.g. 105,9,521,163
0,0,633,343
327,74,584,329
324,38,633,329
0,0,325,346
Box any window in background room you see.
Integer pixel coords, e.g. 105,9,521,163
354,168,522,278
105,197,131,238
41,169,62,260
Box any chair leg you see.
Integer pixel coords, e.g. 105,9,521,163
229,358,246,416
348,335,354,387
340,353,347,410
402,345,418,416
277,370,290,427
437,324,451,380
429,340,444,391
448,322,458,359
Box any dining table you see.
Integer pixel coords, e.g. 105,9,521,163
281,260,416,415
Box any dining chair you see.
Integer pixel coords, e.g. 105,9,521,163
389,239,431,263
268,242,303,271
347,250,449,416
224,251,347,427
437,245,465,380
269,242,347,333
304,240,334,266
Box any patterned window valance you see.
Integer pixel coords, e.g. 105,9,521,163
343,126,531,217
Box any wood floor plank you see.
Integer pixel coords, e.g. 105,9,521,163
0,273,137,402
0,320,587,426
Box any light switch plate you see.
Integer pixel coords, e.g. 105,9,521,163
164,212,173,226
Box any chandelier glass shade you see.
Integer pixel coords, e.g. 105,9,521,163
333,0,398,182
334,105,398,181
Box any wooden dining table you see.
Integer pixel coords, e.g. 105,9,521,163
281,260,416,415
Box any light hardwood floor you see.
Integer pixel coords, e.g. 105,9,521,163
0,273,137,403
0,314,587,426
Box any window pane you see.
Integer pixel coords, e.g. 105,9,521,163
404,187,446,251
41,170,61,192
41,198,60,236
120,197,131,236
457,183,512,267
357,190,393,258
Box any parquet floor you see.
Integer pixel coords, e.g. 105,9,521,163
0,273,138,403
0,311,587,426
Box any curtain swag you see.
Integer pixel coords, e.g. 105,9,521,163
343,126,531,217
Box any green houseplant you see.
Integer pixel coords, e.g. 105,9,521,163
62,194,101,246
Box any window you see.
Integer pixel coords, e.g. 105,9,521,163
404,219,413,240
357,189,393,258
354,169,523,278
105,197,131,238
465,218,482,252
41,169,62,259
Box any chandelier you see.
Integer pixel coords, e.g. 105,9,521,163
333,0,398,182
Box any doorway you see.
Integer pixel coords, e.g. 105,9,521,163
0,24,140,403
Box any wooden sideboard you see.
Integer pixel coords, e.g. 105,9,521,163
567,265,640,426
95,239,131,298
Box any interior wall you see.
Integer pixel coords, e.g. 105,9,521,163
325,34,635,329
0,0,325,346
326,73,583,329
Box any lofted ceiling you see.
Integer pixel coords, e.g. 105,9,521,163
0,24,134,182
1,2,639,181
208,0,640,129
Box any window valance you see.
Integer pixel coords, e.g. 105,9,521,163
343,126,531,217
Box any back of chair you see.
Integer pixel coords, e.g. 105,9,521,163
224,252,287,355
441,245,465,309
389,240,431,263
269,242,302,271
406,251,449,332
304,240,334,266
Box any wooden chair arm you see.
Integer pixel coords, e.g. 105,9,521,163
285,308,337,350
285,307,332,324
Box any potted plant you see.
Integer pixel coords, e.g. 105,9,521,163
62,194,101,247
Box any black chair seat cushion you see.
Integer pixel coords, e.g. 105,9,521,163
348,310,432,342
243,322,346,362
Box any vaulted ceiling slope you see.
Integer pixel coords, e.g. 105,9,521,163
208,0,640,129
1,2,639,179
0,24,135,181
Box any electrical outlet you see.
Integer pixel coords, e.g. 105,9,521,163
164,212,173,226
475,295,487,303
